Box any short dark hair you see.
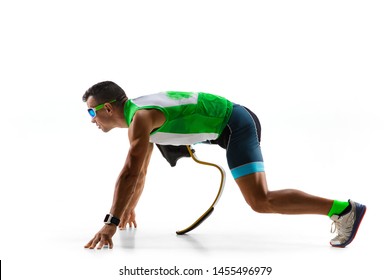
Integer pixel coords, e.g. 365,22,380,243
82,81,127,105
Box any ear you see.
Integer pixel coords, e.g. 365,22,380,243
104,103,114,116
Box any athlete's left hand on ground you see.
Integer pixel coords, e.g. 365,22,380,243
119,209,137,229
84,224,117,249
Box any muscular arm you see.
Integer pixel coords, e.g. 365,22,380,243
109,110,155,220
85,109,165,249
117,142,154,229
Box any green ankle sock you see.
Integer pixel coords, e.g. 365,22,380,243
327,200,350,217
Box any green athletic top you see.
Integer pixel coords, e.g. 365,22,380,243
123,91,233,145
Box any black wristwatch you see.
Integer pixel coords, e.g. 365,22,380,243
104,214,120,226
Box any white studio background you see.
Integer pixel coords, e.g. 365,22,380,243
0,0,389,279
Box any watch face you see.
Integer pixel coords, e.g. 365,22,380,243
104,214,120,225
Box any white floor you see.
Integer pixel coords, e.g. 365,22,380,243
1,179,386,280
1,220,383,280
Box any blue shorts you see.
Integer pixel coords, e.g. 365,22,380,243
225,104,264,179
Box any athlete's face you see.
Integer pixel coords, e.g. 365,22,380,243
86,96,115,133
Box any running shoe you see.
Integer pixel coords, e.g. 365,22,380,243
330,199,366,248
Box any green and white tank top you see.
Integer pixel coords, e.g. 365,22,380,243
124,91,233,145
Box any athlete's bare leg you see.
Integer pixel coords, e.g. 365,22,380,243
235,172,333,215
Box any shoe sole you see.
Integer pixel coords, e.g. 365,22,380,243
330,204,367,248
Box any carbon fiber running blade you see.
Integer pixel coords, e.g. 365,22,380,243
176,207,215,235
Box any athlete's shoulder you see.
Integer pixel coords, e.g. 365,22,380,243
132,107,166,129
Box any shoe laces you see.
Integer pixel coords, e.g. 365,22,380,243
330,220,337,233
330,218,339,234
330,214,353,238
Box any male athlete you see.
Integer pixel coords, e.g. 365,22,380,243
83,81,366,249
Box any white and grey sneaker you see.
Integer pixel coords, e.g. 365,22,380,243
330,199,366,248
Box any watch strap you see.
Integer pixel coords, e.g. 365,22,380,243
104,214,120,226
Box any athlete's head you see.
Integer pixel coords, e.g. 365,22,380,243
83,81,128,132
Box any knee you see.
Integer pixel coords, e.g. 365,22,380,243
245,194,274,213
